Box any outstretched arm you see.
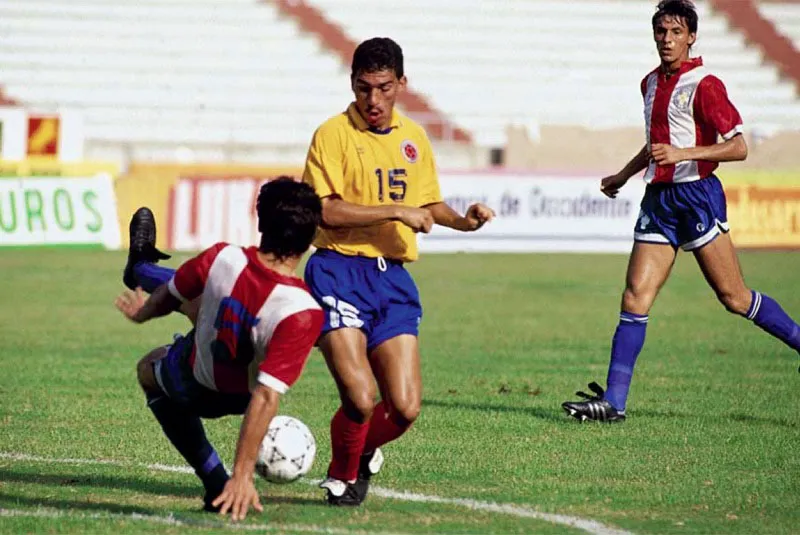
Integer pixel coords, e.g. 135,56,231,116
115,284,181,324
425,201,495,232
600,145,649,199
618,145,650,180
212,308,323,520
117,242,226,324
321,197,434,233
212,384,280,521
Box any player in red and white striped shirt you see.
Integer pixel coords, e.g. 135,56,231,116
563,0,800,422
115,178,323,520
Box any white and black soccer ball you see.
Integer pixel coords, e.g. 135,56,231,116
255,415,316,484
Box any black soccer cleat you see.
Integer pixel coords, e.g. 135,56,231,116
353,447,384,500
202,494,222,513
123,207,171,290
202,485,225,513
562,382,626,423
358,447,383,481
320,477,367,507
200,466,230,513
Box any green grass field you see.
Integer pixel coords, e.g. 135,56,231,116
1,249,798,534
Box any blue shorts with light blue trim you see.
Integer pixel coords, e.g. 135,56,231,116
153,330,250,419
634,174,729,251
304,248,422,352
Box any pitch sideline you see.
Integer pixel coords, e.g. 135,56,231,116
0,452,635,535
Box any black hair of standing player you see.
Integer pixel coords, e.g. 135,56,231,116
256,177,322,260
653,0,698,35
351,37,405,80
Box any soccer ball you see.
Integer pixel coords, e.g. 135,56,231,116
255,415,316,484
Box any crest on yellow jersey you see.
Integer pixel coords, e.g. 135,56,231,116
401,140,418,163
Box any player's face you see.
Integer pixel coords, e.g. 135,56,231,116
653,15,696,70
352,69,407,129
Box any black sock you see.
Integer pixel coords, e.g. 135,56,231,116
146,394,229,496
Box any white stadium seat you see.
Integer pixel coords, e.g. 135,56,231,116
0,0,798,165
310,0,800,140
760,2,800,50
0,0,351,163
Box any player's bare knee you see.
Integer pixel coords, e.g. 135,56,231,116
391,399,421,425
136,358,158,393
342,389,377,422
718,288,751,316
136,347,166,395
622,287,654,315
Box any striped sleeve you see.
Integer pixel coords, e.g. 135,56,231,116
694,75,743,140
167,242,228,303
257,308,324,394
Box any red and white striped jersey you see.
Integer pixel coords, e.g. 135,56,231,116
641,57,743,184
167,242,323,395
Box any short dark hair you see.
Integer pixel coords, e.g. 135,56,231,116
256,177,321,259
653,0,698,34
351,37,404,80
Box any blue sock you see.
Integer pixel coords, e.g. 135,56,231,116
147,394,228,495
746,291,800,352
134,262,175,294
604,312,648,411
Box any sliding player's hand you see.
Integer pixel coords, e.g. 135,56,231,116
600,174,628,199
115,287,147,323
398,206,434,234
650,143,684,166
212,475,263,522
464,203,495,231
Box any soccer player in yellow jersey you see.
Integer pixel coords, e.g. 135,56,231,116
303,37,495,506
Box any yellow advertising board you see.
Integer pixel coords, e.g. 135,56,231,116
726,183,800,249
720,170,800,248
113,164,800,252
115,163,301,250
722,169,800,187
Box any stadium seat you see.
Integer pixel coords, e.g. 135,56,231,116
309,0,800,138
1,0,798,166
0,0,351,163
759,3,800,51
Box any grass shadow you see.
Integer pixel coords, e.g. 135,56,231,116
423,399,797,428
0,491,158,516
0,469,197,499
422,398,565,422
631,408,797,428
0,492,294,528
0,469,328,510
264,496,328,507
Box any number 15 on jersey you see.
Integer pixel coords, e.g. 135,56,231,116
375,168,406,202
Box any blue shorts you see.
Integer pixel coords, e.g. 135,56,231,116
634,175,730,251
304,249,422,352
153,330,250,419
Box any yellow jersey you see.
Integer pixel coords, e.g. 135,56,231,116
302,103,442,262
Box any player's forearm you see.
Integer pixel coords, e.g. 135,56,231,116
426,202,471,231
679,135,748,163
232,385,280,478
618,145,650,180
321,198,402,228
132,284,181,323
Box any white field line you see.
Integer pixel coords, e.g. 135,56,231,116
0,507,407,534
0,451,635,535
